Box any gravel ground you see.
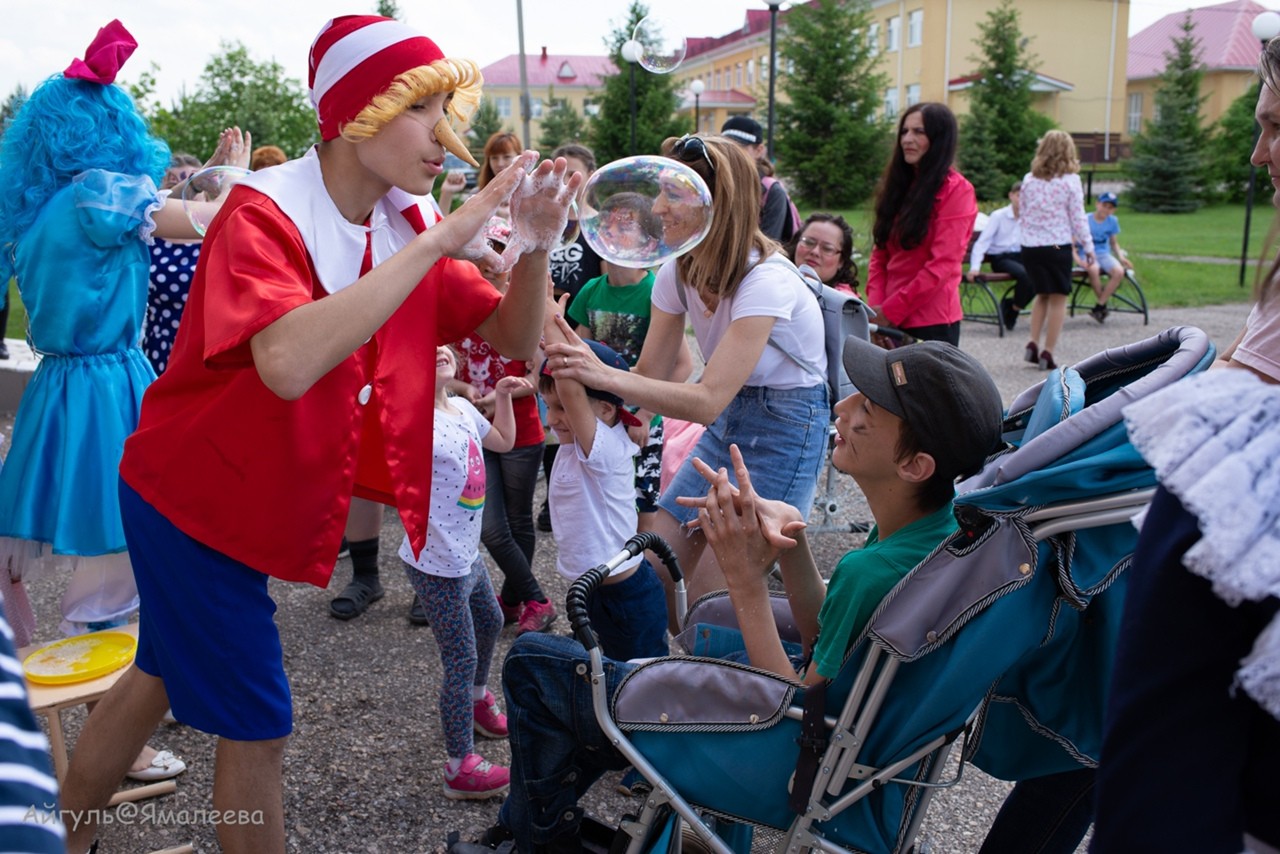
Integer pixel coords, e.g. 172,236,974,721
11,301,1250,853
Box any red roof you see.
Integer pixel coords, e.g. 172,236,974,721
479,51,618,88
681,89,757,108
1128,0,1275,79
685,4,816,60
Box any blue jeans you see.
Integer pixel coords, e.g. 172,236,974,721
498,633,637,849
588,559,669,661
660,384,827,527
481,444,544,605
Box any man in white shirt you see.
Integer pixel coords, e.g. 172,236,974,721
964,181,1032,330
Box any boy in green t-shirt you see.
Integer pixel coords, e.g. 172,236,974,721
459,338,1004,853
681,337,1004,683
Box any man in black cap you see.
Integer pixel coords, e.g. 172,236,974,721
721,114,797,242
455,337,1003,853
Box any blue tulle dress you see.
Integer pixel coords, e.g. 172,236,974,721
0,169,161,641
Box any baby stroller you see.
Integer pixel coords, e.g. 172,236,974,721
565,325,1213,854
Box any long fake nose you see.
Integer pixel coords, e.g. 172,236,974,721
434,118,479,167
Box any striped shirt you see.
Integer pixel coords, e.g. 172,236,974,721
0,616,63,852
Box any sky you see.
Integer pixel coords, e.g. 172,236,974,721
0,0,1263,105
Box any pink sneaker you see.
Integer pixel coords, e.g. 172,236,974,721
497,595,521,626
473,689,509,738
517,598,558,635
443,753,510,800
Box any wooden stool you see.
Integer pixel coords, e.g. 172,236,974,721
18,624,175,805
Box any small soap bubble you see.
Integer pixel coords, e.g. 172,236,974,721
182,166,250,237
633,16,687,74
579,156,713,269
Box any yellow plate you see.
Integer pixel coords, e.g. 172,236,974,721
23,632,137,685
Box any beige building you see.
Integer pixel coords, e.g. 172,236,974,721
671,0,1130,163
1126,0,1273,138
476,48,616,145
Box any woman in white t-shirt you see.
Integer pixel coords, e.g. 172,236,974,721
545,134,828,625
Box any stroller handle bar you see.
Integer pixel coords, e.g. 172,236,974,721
567,532,685,652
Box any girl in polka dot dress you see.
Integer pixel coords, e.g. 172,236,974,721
144,235,200,374
398,345,532,800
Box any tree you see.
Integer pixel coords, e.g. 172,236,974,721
1125,15,1208,212
1205,81,1259,203
538,90,588,150
774,0,890,208
0,84,27,142
375,0,401,18
466,97,507,158
128,42,318,161
957,0,1055,201
589,1,690,164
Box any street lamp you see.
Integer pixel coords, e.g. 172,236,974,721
690,78,705,132
764,0,784,161
1241,10,1280,287
621,39,642,156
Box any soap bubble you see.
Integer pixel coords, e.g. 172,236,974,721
579,156,713,269
632,16,687,74
182,166,250,237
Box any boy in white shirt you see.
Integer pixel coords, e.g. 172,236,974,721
964,180,1032,330
538,303,668,660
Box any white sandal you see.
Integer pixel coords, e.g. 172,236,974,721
125,749,187,782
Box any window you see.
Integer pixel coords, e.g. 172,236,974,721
529,98,544,119
906,83,921,106
736,63,744,88
883,87,899,119
887,16,901,52
908,10,923,47
868,22,880,55
584,98,599,118
495,96,512,118
1127,92,1143,134
747,59,755,85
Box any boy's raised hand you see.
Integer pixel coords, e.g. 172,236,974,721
494,375,533,396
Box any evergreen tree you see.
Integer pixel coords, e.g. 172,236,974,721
774,0,890,208
1125,15,1207,212
467,97,507,157
128,43,318,160
589,2,689,164
1205,80,1259,203
375,0,401,19
958,0,1054,201
538,90,588,150
0,84,27,142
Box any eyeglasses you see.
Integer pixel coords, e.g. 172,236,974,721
798,236,841,257
670,134,716,174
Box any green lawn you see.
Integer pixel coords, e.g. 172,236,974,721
803,202,1267,309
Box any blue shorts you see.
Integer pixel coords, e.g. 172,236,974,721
588,559,669,661
120,479,292,741
1096,253,1123,275
659,384,828,527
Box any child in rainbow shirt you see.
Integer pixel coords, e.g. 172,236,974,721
399,345,531,799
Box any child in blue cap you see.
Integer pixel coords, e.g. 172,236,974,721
538,309,668,660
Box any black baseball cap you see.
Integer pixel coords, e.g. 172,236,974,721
841,337,1004,480
540,339,630,407
720,115,764,146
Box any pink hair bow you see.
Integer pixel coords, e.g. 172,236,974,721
64,20,137,85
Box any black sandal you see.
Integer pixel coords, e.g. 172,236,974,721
328,578,384,620
408,595,430,626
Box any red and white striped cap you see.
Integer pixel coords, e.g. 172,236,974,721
308,15,446,140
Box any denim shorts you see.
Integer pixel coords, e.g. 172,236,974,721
659,384,828,527
121,479,292,741
1096,253,1123,275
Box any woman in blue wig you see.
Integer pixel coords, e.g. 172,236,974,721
0,19,246,781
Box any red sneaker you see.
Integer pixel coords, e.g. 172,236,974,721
517,599,558,635
443,754,510,800
473,689,509,738
497,595,521,626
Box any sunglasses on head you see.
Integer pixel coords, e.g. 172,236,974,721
670,134,716,174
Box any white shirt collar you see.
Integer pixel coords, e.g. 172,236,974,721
237,148,439,294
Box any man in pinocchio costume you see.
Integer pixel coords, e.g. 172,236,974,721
59,15,581,853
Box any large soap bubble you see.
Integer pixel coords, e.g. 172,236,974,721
182,166,250,237
579,156,713,269
633,16,687,74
